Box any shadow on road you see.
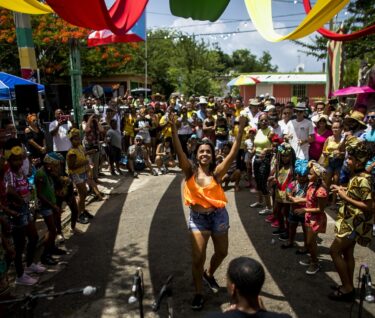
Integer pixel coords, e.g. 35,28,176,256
234,190,374,318
32,189,143,317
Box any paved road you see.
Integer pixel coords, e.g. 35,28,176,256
10,170,375,318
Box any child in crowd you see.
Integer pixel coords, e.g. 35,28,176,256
329,140,373,302
66,129,90,225
322,120,344,207
219,141,242,191
35,153,66,266
296,161,328,275
215,116,228,152
284,159,309,253
155,137,176,175
268,143,295,239
244,127,256,190
4,144,43,285
106,119,123,176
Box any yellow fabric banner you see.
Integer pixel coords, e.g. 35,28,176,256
0,0,53,14
244,0,349,42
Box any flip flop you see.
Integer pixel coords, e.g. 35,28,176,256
328,288,355,302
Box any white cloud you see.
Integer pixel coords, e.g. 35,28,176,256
168,18,323,72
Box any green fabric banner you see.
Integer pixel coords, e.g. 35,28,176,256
169,0,230,22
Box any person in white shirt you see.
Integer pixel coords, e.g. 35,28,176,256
278,106,293,134
49,109,72,158
284,103,314,160
241,98,261,128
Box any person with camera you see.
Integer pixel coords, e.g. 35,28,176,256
127,135,157,177
49,109,72,159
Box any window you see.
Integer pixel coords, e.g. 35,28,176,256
292,84,306,97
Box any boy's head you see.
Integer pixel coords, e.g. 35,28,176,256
110,119,117,130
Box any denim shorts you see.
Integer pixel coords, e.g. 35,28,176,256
288,210,305,224
327,157,344,174
39,208,53,217
188,207,229,234
71,172,88,185
10,204,31,228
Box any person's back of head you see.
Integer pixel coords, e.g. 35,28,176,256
227,256,265,299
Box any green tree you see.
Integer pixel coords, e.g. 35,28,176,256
294,1,375,85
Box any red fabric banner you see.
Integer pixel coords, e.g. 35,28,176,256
303,0,375,41
46,0,148,35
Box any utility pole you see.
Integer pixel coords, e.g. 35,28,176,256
69,38,83,130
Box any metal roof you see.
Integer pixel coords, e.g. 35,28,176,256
243,73,326,84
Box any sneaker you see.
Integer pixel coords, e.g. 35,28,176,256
191,294,204,311
203,270,220,293
77,214,89,225
25,263,46,274
164,167,170,174
272,228,286,236
15,273,38,286
250,202,263,208
83,210,94,219
306,263,321,275
41,254,58,266
265,215,276,223
278,232,289,242
258,208,272,215
152,169,158,176
271,220,280,228
55,234,65,244
51,247,67,255
299,258,312,266
158,169,163,175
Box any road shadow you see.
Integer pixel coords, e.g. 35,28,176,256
234,190,374,318
31,188,145,317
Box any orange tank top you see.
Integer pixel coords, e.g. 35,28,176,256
184,175,227,209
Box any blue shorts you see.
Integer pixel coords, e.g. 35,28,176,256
188,207,229,234
327,157,344,174
10,204,31,228
71,172,88,185
39,208,53,217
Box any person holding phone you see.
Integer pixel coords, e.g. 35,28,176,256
49,109,72,159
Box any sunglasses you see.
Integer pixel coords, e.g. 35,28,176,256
296,110,304,113
368,115,375,120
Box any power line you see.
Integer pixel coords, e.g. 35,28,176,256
148,25,300,39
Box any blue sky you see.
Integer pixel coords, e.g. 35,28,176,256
108,0,350,72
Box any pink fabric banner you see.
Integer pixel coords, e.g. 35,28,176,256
46,0,148,35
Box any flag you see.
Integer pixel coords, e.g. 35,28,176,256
87,11,145,47
325,30,343,98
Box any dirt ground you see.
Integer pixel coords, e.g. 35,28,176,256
7,169,375,318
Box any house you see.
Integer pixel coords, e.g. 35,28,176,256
238,73,326,104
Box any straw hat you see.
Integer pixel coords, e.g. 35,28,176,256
344,111,367,130
312,114,331,126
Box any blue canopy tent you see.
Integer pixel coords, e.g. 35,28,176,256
0,72,45,130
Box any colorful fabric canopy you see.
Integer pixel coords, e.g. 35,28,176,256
0,0,53,14
227,75,260,87
303,0,375,41
169,0,230,22
244,0,349,42
333,86,375,96
88,12,146,47
46,0,147,35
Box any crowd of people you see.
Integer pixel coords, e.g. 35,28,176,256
0,90,374,316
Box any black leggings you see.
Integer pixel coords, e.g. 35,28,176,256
253,154,271,195
12,223,39,277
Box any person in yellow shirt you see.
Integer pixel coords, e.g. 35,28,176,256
123,107,137,153
66,129,91,225
234,98,244,118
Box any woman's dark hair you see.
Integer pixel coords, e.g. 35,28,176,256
227,257,265,299
257,113,268,129
193,138,216,173
165,137,172,144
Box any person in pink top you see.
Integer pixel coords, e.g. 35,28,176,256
309,115,332,161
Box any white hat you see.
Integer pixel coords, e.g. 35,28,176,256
199,96,208,104
135,134,143,140
265,105,276,112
